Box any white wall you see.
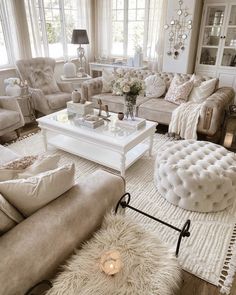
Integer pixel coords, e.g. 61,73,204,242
162,0,203,74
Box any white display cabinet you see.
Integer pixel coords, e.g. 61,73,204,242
195,0,236,92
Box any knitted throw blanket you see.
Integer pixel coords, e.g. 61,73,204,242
168,102,202,140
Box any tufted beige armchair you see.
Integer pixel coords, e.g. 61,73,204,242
16,57,73,115
0,96,25,137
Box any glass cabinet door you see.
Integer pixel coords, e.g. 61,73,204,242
221,5,236,67
200,6,226,65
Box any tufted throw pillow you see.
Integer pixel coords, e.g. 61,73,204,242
164,75,194,105
29,65,60,94
102,69,115,93
0,164,75,217
0,193,24,235
145,75,166,98
188,76,218,103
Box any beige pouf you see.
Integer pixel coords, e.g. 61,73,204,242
154,140,236,212
46,213,182,295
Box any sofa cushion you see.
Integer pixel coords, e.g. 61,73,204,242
0,164,75,217
0,193,24,235
0,154,60,181
102,68,115,93
46,93,71,110
189,77,218,103
145,75,166,98
138,98,178,124
91,93,151,114
164,75,194,105
0,108,21,130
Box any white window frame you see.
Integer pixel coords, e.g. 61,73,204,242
28,0,77,59
111,0,150,57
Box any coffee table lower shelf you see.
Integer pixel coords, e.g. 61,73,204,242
47,134,149,177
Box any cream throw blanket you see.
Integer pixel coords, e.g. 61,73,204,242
168,102,202,140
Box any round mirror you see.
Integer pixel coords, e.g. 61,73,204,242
177,9,182,16
169,31,174,37
188,24,192,29
164,24,169,29
188,20,192,24
182,34,187,40
170,20,175,25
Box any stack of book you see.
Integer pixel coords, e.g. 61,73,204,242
117,117,146,130
76,116,104,129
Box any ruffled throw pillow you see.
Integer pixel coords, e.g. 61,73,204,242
165,75,194,105
145,75,166,98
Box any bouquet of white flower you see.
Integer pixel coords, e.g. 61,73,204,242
111,76,145,97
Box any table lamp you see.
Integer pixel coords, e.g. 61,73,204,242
71,29,89,77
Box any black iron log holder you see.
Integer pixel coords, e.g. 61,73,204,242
115,193,191,257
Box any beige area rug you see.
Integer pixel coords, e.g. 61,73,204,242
7,132,236,295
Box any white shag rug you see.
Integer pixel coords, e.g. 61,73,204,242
5,132,236,295
46,213,182,295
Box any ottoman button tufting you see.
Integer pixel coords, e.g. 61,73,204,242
154,140,236,212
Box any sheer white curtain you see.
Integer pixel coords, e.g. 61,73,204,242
146,0,167,71
94,0,112,59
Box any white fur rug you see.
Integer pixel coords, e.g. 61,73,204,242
6,132,236,295
46,213,182,295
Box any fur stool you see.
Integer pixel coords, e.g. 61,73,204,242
46,213,182,295
154,140,236,212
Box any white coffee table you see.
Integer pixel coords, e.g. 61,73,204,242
37,110,156,177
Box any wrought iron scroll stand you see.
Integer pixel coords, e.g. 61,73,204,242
115,193,191,257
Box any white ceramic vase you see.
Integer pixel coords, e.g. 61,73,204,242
5,84,22,96
64,61,76,78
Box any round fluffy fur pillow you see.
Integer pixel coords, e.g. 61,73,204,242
145,75,166,98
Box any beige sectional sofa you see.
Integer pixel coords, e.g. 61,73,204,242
0,146,125,295
81,70,235,142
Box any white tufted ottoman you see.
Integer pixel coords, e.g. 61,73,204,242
154,140,236,212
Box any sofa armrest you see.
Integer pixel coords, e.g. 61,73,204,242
198,87,235,136
57,82,73,93
29,87,50,114
0,96,24,126
0,169,125,295
81,77,103,101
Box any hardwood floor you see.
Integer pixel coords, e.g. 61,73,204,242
1,123,236,295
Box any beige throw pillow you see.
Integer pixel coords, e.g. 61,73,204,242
0,154,60,181
0,164,75,217
188,77,217,103
102,69,115,93
145,75,166,98
0,193,24,235
165,75,194,105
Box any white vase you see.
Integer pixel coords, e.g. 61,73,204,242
64,61,76,78
5,84,22,96
72,90,81,103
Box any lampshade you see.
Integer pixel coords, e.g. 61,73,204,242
71,29,89,45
